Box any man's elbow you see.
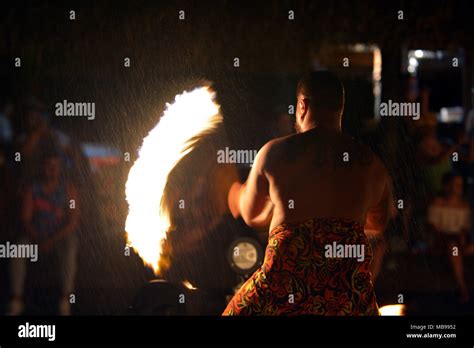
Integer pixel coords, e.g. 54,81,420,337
241,212,262,229
241,210,272,230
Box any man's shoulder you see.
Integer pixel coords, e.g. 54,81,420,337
266,132,297,147
259,133,300,161
252,135,295,173
260,133,388,173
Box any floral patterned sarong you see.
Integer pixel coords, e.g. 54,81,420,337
222,217,379,315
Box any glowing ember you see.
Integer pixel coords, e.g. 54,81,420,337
379,304,406,316
125,86,223,274
182,280,198,290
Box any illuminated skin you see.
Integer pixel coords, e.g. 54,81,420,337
228,94,395,235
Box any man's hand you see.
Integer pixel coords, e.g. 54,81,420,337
364,207,385,237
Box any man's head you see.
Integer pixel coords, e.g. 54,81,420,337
295,70,345,133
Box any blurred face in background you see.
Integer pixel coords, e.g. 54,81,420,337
446,176,464,198
42,156,62,182
419,125,442,159
451,176,464,198
26,109,47,133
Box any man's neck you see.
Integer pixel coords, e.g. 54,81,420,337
304,123,342,133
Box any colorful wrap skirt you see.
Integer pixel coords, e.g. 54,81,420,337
222,217,379,316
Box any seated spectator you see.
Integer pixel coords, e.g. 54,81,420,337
427,173,471,303
416,124,458,197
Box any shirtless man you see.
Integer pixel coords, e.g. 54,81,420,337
223,71,395,315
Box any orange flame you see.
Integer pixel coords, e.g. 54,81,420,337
125,86,222,274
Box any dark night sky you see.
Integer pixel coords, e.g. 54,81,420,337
0,0,473,152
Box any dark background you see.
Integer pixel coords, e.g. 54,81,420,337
1,0,472,150
0,0,473,315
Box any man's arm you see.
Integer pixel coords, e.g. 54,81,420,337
364,170,396,235
228,142,274,229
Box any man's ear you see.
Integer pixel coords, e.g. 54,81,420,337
298,98,308,122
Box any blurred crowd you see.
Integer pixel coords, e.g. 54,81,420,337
0,96,133,315
396,76,474,303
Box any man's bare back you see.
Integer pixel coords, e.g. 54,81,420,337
229,127,393,233
265,127,392,231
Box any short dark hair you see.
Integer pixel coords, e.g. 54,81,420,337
296,70,344,113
